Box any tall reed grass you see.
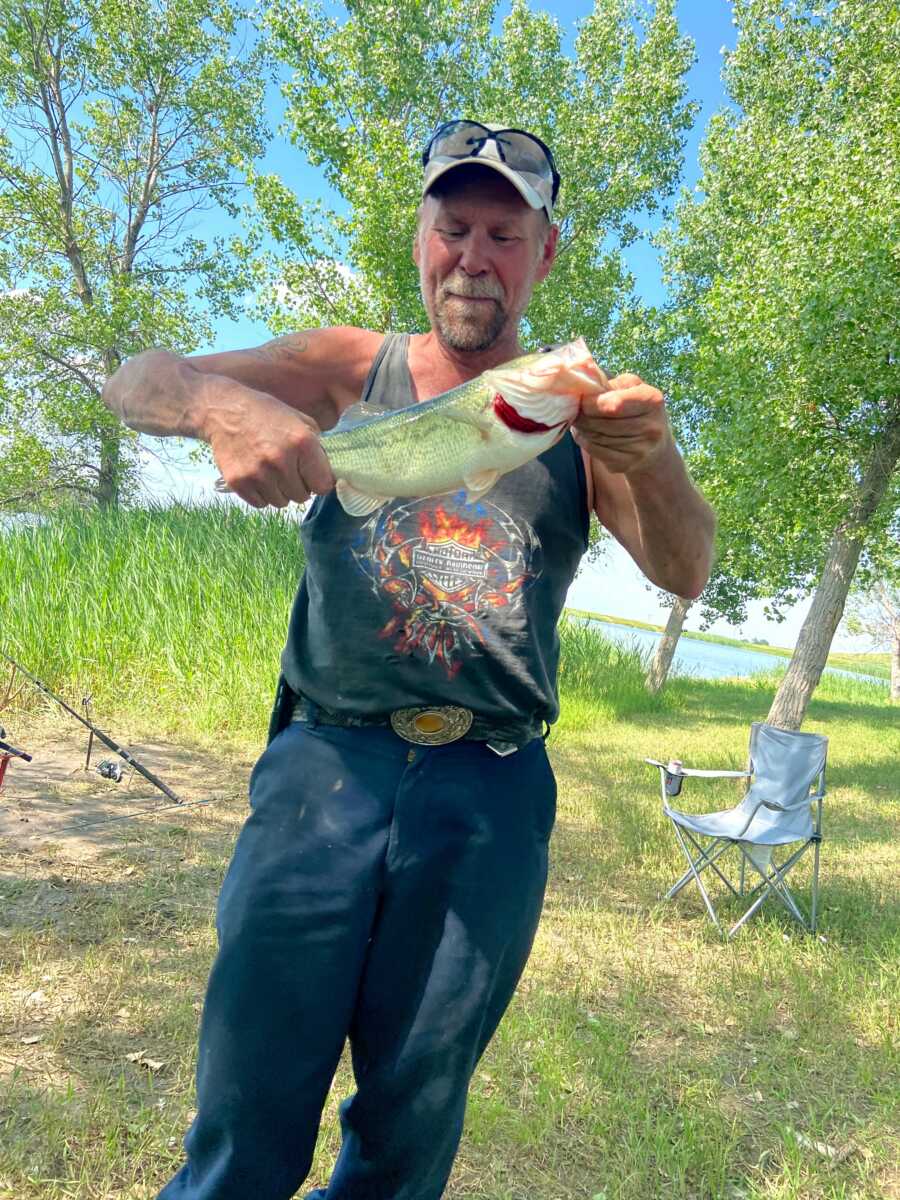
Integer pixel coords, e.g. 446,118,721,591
556,615,673,725
2,505,888,744
2,505,672,741
1,504,304,739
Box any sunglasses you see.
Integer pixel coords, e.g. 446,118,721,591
422,120,560,204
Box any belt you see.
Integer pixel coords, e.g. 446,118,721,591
290,697,543,756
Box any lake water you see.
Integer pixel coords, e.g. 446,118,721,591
583,618,888,687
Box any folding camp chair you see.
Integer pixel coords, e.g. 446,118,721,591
646,722,827,939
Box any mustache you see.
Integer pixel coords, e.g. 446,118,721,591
439,274,505,303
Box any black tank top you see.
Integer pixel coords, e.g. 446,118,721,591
274,333,590,740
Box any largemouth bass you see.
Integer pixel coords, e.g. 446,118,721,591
217,338,607,516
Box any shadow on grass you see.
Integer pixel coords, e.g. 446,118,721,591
2,847,895,1200
460,965,894,1200
641,676,894,733
543,805,900,957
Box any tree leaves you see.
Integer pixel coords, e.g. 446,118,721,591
662,0,900,625
0,0,270,510
249,0,696,360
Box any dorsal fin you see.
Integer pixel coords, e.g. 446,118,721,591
332,401,392,433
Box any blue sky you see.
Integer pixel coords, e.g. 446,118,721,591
144,0,864,651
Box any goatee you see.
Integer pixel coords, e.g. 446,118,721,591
430,276,507,352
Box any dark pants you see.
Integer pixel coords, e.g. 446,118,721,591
158,718,556,1200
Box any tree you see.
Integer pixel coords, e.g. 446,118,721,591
645,594,692,693
245,0,697,377
0,0,268,510
844,581,900,701
661,0,900,728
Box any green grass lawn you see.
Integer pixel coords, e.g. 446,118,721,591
1,673,896,1198
1,508,897,1198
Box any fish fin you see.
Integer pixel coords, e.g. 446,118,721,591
335,480,390,517
462,468,500,502
332,401,391,432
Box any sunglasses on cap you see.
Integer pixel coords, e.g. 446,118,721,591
421,119,561,205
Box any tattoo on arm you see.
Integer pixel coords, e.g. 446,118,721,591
250,332,313,363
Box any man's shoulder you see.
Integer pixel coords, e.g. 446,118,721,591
274,326,387,414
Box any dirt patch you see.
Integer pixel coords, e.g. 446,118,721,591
0,713,250,862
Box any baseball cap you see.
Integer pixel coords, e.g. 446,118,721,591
421,120,560,221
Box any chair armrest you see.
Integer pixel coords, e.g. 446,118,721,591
644,759,751,779
762,791,825,812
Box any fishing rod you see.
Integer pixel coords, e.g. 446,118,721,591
50,795,212,836
0,652,182,805
0,733,32,762
0,727,32,792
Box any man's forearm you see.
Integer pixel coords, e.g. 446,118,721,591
102,350,213,439
624,442,715,599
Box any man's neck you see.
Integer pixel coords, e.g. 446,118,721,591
408,329,523,401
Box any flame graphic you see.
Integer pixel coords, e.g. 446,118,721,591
353,497,540,679
417,504,503,553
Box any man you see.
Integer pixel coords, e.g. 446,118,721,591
104,120,715,1200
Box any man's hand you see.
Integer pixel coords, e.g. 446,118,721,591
573,373,673,475
579,371,715,599
102,330,381,506
204,384,335,509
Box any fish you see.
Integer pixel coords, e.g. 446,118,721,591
215,338,607,516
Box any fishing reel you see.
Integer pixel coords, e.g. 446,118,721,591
96,759,124,783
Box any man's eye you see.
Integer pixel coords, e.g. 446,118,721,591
439,228,465,237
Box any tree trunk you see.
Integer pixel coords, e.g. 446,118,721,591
645,596,693,693
767,413,900,729
891,626,899,703
97,431,121,510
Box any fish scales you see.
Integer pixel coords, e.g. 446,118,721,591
323,379,488,497
213,339,608,516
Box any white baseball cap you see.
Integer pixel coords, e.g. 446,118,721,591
421,120,559,221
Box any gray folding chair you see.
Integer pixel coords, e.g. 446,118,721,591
646,722,828,939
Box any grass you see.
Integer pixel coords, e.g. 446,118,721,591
1,507,897,1199
0,503,304,743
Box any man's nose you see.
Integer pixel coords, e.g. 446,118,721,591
456,232,491,275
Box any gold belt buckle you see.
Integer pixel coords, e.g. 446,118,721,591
389,705,474,746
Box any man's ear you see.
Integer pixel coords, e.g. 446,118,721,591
412,231,420,267
536,223,559,282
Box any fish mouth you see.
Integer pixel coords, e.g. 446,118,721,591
492,393,568,434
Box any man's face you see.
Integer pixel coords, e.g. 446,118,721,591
414,171,557,353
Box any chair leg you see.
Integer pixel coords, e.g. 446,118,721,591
737,844,814,934
670,824,723,933
728,885,776,938
667,828,821,939
672,835,748,902
666,835,735,900
767,856,811,928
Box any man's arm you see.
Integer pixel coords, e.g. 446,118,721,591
102,327,381,508
574,374,715,599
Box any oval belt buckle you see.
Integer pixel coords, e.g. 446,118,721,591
390,705,474,746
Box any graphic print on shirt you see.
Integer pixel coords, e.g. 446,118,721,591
351,492,542,678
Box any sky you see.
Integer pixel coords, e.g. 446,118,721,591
139,0,870,652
